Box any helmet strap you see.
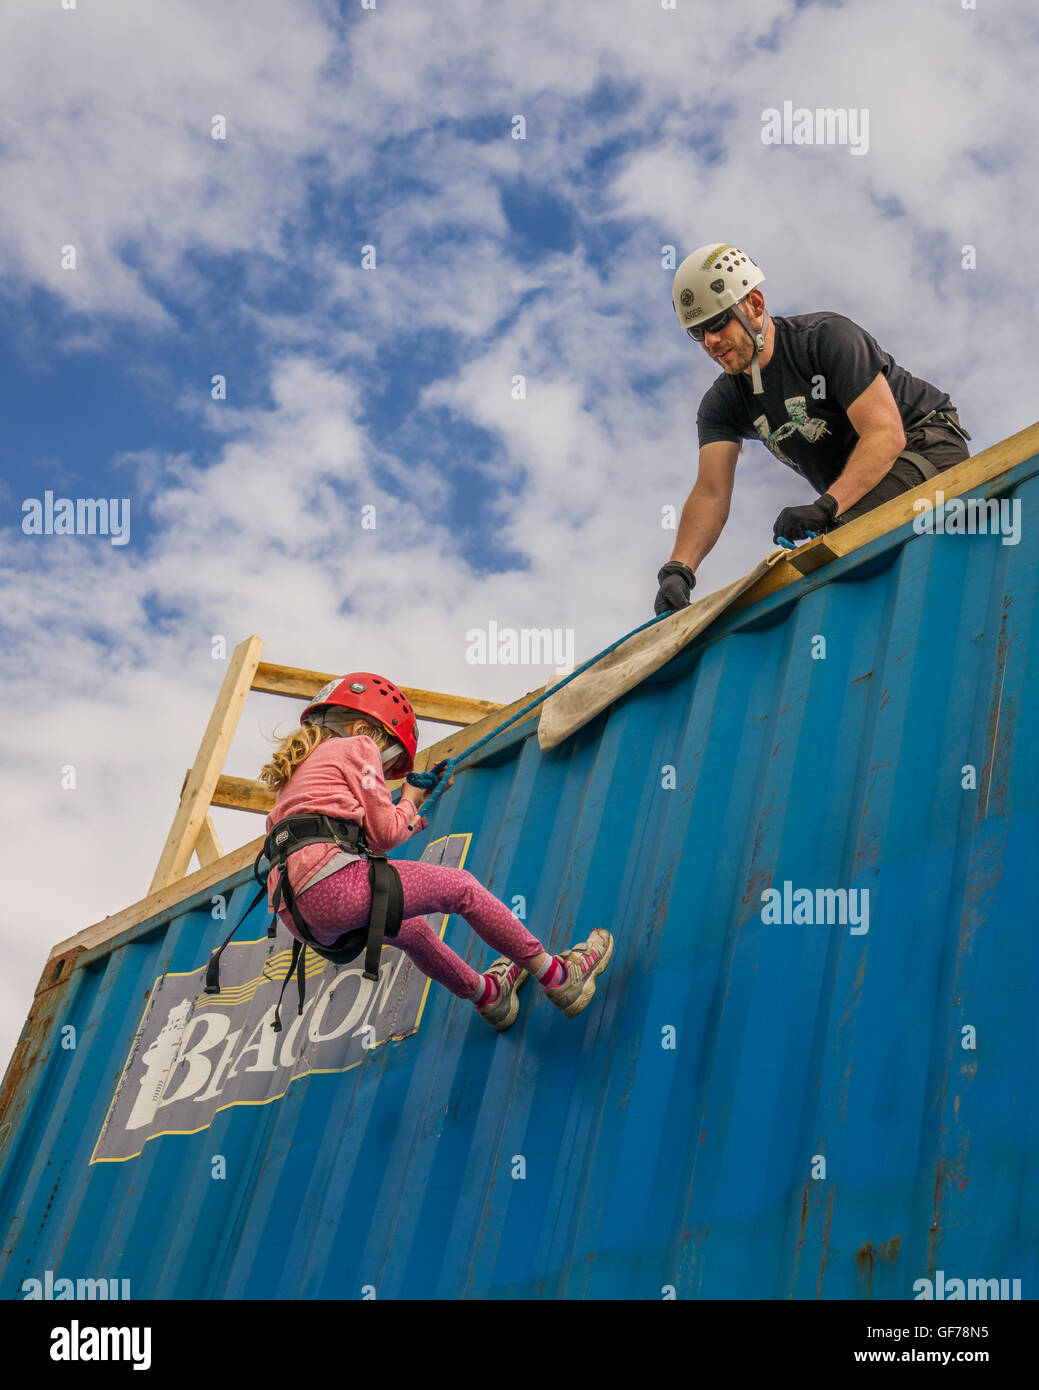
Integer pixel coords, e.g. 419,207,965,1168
732,304,768,394
380,741,405,772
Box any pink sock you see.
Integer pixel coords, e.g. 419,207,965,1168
472,961,528,1007
534,955,567,989
471,974,500,1007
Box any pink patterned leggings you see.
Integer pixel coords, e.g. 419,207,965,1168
281,858,547,998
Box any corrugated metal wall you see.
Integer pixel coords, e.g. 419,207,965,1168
2,455,1038,1300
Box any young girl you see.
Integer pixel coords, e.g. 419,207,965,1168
258,671,613,1031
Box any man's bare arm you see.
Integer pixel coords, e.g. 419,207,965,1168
668,440,740,574
827,372,906,515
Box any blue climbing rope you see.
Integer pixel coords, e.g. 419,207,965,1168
404,609,674,817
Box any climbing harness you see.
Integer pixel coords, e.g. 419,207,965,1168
892,407,972,482
204,812,404,1032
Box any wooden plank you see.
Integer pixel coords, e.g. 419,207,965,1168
251,661,502,726
730,421,1039,613
212,774,275,814
784,538,842,575
149,635,265,893
193,815,224,867
249,662,336,699
399,687,506,727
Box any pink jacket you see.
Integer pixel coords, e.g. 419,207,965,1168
264,735,427,909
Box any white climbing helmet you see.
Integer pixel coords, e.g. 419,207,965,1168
672,243,768,393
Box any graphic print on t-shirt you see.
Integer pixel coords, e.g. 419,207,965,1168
753,397,830,468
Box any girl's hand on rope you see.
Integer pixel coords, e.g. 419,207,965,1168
404,761,453,801
404,762,452,829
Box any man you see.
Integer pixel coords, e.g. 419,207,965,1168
654,243,971,614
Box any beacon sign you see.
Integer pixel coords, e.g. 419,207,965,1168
91,834,469,1163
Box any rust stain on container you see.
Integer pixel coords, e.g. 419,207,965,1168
741,794,777,910
840,953,868,1030
855,1235,902,1299
815,1186,836,1298
797,1187,809,1252
853,763,890,876
928,1152,968,1276
927,1215,943,1277
979,598,1015,821
741,868,771,912
790,1183,813,1293
0,977,70,1142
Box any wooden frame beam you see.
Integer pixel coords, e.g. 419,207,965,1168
193,816,225,868
251,662,503,726
211,774,273,815
149,635,264,893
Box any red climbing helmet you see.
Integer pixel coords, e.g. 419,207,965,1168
301,672,418,778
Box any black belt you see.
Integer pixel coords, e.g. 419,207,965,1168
205,814,405,1032
266,813,365,860
890,407,972,485
914,407,972,444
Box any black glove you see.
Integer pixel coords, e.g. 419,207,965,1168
654,561,696,615
773,493,839,545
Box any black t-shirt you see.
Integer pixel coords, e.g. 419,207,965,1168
696,312,952,494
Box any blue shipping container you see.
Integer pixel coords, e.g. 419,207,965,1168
1,438,1037,1300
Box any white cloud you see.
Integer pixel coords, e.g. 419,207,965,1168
0,0,335,319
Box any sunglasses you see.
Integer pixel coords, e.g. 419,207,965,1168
686,307,736,342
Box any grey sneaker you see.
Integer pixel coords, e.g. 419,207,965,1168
544,929,614,1018
475,957,529,1031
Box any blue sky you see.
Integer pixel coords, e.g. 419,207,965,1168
2,0,1038,1067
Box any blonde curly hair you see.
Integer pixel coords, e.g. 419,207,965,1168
259,709,393,794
